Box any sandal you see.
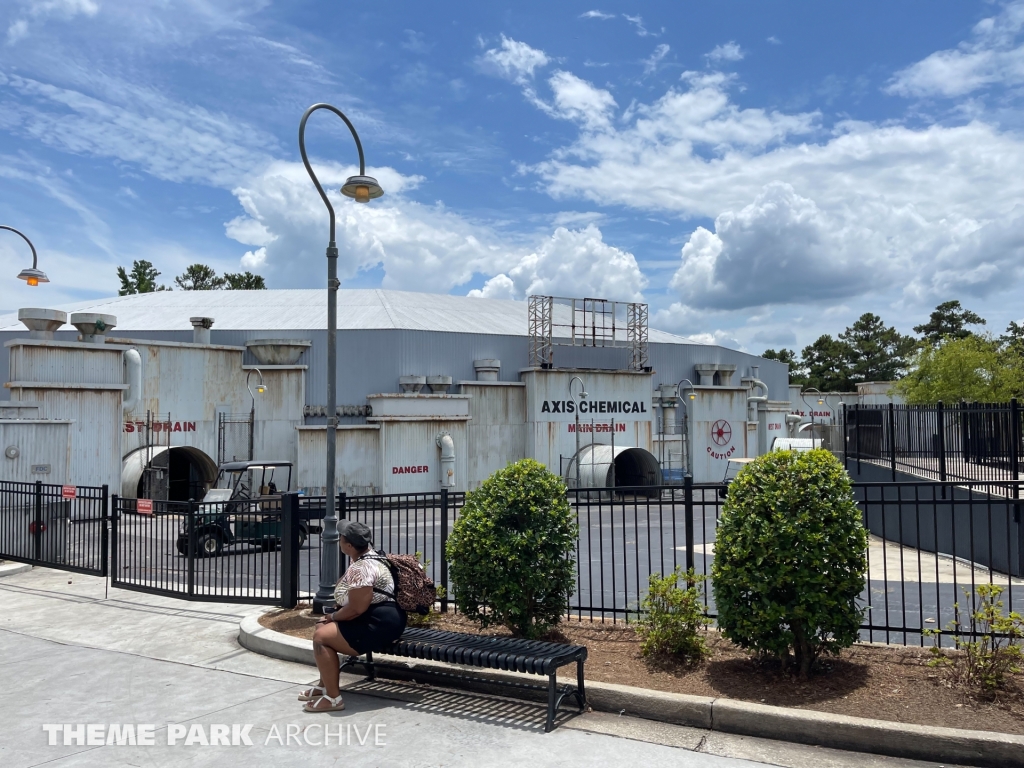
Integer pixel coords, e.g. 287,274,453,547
303,694,345,713
298,684,327,702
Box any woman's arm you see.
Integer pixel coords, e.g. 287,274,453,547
327,586,373,622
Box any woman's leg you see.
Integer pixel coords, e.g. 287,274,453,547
312,622,360,697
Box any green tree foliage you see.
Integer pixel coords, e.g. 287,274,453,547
839,312,916,382
174,264,226,290
761,348,807,384
223,271,267,290
634,568,710,661
895,334,1023,404
913,300,986,345
445,459,578,639
1001,321,1024,359
711,449,867,678
800,334,854,392
116,260,168,295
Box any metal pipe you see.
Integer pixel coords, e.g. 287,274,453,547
122,348,142,414
569,376,587,489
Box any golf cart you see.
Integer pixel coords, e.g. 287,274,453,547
175,460,315,557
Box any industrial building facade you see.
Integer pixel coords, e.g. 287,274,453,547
0,289,796,498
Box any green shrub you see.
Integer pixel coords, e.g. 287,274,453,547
926,584,1024,694
711,449,867,677
635,568,710,661
445,459,578,639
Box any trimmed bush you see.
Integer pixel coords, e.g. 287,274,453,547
711,449,867,677
635,568,710,661
446,459,578,639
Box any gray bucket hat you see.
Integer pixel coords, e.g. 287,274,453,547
338,519,373,550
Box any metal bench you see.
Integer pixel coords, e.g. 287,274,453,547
338,627,588,732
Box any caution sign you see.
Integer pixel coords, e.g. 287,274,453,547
61,485,77,500
137,499,153,515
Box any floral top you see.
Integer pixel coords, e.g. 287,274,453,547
333,549,395,607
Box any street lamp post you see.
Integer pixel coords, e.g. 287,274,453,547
298,104,384,614
246,368,266,462
676,378,697,477
801,386,826,440
2,226,49,286
568,376,588,488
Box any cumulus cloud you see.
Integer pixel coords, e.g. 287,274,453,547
226,161,519,293
521,63,1024,311
469,224,647,302
580,10,615,20
887,1,1024,97
706,42,744,63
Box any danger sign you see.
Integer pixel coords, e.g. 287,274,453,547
61,485,76,500
137,499,153,515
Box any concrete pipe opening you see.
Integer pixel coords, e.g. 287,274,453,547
121,446,218,502
567,445,663,497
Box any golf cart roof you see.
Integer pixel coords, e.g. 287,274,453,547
219,460,293,472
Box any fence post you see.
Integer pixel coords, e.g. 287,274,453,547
843,402,849,470
1011,398,1020,490
110,495,119,584
937,401,947,484
187,499,196,598
280,492,299,609
888,403,897,482
855,404,862,476
338,492,348,575
440,488,449,613
100,485,109,578
684,475,694,573
33,480,43,563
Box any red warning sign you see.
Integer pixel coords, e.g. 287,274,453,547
137,499,153,514
61,485,77,500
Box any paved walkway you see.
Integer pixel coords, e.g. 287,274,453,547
0,566,957,768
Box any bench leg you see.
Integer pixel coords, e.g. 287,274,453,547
546,674,557,733
576,658,586,711
366,651,375,681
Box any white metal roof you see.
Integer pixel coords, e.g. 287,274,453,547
0,289,704,345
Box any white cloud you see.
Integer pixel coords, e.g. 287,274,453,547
623,14,654,37
469,224,646,302
0,71,278,186
546,71,617,130
767,36,781,45
226,161,517,293
523,59,1024,313
643,44,670,76
706,42,744,63
7,0,99,44
887,1,1024,97
479,34,549,85
240,246,267,271
580,10,615,21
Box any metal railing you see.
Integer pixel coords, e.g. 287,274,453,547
0,480,108,576
846,400,1023,486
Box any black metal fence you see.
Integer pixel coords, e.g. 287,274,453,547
846,400,1023,485
111,495,285,604
0,481,108,576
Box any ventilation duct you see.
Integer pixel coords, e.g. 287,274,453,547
427,375,452,394
399,375,426,393
190,316,214,344
18,308,66,340
70,313,116,344
473,359,500,381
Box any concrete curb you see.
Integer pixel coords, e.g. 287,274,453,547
239,613,1023,767
0,561,32,578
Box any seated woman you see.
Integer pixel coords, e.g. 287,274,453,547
300,520,407,713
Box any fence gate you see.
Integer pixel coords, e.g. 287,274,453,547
0,481,108,577
111,495,287,605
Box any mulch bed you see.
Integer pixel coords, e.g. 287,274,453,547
260,608,1024,735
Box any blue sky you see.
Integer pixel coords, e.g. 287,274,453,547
2,1,1023,352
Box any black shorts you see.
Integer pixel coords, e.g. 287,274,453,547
336,601,407,655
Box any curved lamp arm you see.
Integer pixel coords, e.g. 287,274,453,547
801,386,824,416
676,378,696,404
298,104,368,246
568,375,587,406
246,367,266,407
0,225,38,268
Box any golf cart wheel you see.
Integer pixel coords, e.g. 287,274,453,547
718,486,728,499
297,525,308,549
175,537,188,556
196,532,222,557
260,537,278,553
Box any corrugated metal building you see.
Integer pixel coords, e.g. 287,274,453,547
0,289,788,409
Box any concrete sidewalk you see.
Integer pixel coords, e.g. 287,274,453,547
0,567,957,768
